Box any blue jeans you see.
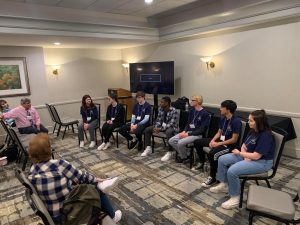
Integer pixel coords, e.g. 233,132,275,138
217,153,273,196
18,124,48,134
99,191,115,219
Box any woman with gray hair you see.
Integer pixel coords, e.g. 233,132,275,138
0,98,48,134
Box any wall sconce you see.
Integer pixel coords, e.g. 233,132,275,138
122,63,129,73
200,56,215,70
52,65,61,75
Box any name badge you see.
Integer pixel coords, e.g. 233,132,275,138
220,135,225,141
189,124,195,129
27,115,32,120
111,117,115,121
137,116,141,120
87,117,91,121
162,122,166,128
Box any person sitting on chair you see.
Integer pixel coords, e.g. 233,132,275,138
28,133,122,224
194,100,241,187
119,91,151,151
0,99,15,126
98,93,125,150
168,95,210,163
210,109,275,209
79,95,98,148
141,96,179,157
0,98,48,134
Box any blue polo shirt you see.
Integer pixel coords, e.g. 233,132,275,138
244,130,275,160
219,115,242,141
132,101,151,125
186,108,210,133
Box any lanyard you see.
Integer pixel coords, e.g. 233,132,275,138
137,104,144,116
244,133,258,147
221,118,232,136
111,104,118,118
191,109,201,124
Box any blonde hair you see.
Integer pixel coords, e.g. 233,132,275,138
29,133,52,163
192,95,203,105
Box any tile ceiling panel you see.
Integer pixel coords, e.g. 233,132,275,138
57,0,97,9
25,0,60,5
87,0,131,12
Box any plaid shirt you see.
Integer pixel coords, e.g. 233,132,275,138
154,106,179,132
28,159,98,220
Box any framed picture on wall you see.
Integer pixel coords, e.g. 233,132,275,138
0,57,30,97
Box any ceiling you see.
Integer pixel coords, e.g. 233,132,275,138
0,0,300,49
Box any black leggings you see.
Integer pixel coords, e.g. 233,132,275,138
101,123,120,143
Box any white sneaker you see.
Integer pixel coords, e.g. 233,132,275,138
97,177,119,193
141,146,152,157
103,142,111,150
79,141,84,148
210,182,228,193
89,141,96,148
97,143,106,150
221,196,240,209
161,151,172,162
113,210,122,223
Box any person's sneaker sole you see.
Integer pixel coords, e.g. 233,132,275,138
98,177,119,193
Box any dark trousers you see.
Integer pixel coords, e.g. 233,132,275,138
18,124,48,134
194,138,230,179
119,123,148,142
101,123,120,143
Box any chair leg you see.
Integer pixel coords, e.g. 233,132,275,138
248,211,254,225
255,180,259,185
265,179,271,188
151,136,154,153
239,179,246,208
189,147,194,169
22,155,28,171
116,132,119,148
57,125,62,137
163,138,167,147
84,130,88,140
94,129,98,145
71,125,75,133
53,123,57,133
62,126,67,139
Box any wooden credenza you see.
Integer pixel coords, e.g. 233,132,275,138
108,88,134,121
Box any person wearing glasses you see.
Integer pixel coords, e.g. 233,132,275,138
210,110,274,209
166,95,210,162
98,93,125,150
0,98,48,134
119,91,151,151
194,100,242,187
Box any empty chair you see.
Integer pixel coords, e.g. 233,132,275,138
50,105,79,139
246,184,300,225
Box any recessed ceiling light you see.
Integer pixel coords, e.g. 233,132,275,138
145,0,153,4
53,42,61,46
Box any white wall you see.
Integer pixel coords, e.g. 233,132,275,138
122,21,300,158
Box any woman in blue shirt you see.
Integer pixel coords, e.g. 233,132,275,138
210,109,275,209
0,99,15,126
79,95,98,148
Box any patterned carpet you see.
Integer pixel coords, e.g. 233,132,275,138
0,132,299,225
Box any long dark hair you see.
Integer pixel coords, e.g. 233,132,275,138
250,109,271,133
81,95,94,109
108,93,118,103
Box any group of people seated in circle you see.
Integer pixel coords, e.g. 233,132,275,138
79,91,275,210
0,92,275,223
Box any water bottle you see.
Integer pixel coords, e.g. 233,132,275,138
185,102,189,111
203,162,209,177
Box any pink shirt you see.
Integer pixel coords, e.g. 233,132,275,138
3,106,41,128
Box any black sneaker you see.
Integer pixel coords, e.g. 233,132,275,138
176,157,188,163
201,176,217,187
129,140,138,150
137,141,143,151
193,162,204,170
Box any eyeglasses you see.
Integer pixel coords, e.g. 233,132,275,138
191,99,197,102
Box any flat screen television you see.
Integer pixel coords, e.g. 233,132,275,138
129,61,174,95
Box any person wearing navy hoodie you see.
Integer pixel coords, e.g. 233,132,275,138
167,95,210,162
78,95,98,148
119,91,151,151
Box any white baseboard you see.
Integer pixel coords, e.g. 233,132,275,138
283,146,300,158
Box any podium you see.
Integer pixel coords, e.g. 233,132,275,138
108,88,134,121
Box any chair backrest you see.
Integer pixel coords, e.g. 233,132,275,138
25,189,56,225
150,105,155,125
9,127,27,154
15,168,38,195
271,127,287,175
176,109,181,130
120,103,128,124
0,119,14,141
204,113,213,138
238,120,247,147
50,105,62,124
93,103,101,128
45,103,56,123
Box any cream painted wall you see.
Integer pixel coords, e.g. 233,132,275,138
44,48,129,102
122,22,300,158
